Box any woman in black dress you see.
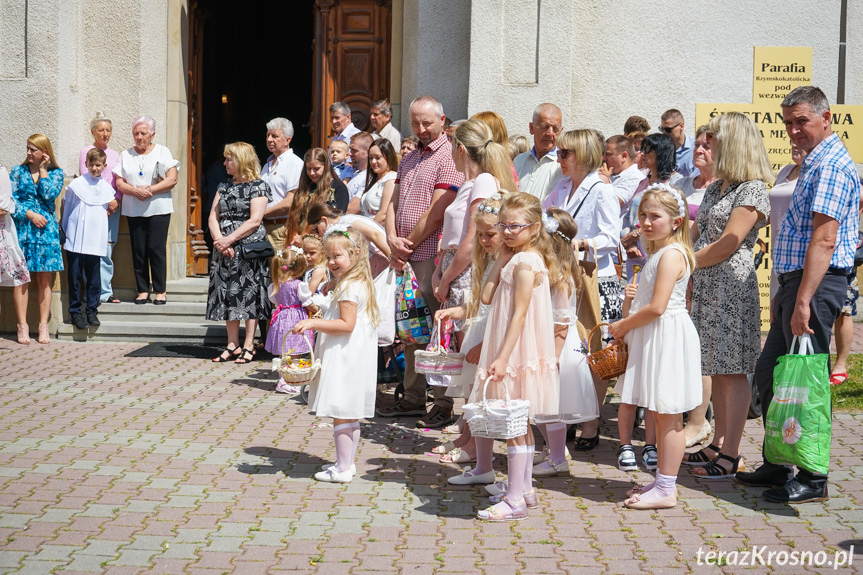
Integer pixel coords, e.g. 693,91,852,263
206,142,273,364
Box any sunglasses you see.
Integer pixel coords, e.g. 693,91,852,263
558,149,572,159
660,122,682,134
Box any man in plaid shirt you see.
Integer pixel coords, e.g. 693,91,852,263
739,86,861,503
378,95,465,428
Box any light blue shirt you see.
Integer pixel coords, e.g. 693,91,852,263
675,135,699,178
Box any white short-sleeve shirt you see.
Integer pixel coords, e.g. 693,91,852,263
261,150,303,209
114,144,180,217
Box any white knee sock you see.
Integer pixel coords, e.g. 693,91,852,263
333,423,354,473
536,423,549,447
523,445,535,491
545,422,567,465
351,422,361,463
505,444,530,502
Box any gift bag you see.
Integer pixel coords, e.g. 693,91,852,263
395,263,433,345
373,267,397,346
764,335,832,475
577,240,603,352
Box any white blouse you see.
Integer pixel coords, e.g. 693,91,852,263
360,171,396,217
114,144,180,217
542,171,621,277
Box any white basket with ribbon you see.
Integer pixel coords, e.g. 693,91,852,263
273,333,320,384
462,376,530,439
414,319,464,376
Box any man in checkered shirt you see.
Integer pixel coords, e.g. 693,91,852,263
378,95,465,428
739,86,861,503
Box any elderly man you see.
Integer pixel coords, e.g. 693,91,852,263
514,103,566,199
601,134,647,211
260,117,304,249
346,131,373,210
378,95,465,428
330,101,361,145
739,86,861,503
660,109,698,178
370,99,402,150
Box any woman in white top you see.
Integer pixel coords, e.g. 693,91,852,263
113,116,180,305
359,138,399,224
542,128,622,451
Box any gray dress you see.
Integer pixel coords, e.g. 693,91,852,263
690,180,770,376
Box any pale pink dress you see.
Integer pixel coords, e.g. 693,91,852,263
472,251,560,419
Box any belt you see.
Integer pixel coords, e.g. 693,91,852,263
777,267,847,286
263,217,288,225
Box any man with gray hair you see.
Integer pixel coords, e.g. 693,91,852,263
513,103,566,199
370,99,402,150
739,86,861,503
330,101,360,145
377,95,464,428
260,117,303,249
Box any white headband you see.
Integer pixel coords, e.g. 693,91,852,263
645,182,686,218
323,223,358,248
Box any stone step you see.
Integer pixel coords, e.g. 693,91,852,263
96,301,208,322
163,277,210,302
56,319,245,344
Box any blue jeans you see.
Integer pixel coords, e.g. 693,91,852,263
100,210,120,302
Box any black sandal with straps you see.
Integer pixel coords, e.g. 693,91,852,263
234,347,256,364
693,453,743,479
213,345,240,363
682,443,720,466
572,433,600,451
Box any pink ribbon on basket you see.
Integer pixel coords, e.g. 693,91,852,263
270,304,303,326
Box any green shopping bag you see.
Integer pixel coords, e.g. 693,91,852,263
764,335,832,474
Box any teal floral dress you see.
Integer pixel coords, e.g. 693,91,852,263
10,165,65,272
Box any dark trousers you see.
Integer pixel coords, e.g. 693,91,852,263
67,251,101,316
753,273,845,488
128,214,170,294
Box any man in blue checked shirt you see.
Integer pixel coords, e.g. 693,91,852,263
739,86,861,503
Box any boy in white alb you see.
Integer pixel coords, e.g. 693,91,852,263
62,148,116,329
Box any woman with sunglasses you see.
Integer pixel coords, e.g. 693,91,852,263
542,129,622,451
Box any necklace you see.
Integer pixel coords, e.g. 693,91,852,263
137,158,145,177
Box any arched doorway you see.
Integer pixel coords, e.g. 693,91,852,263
186,0,392,276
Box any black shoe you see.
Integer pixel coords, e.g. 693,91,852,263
71,314,89,330
763,477,828,504
86,313,100,327
736,463,791,488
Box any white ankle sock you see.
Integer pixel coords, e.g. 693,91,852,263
546,422,567,465
654,473,676,498
333,423,354,473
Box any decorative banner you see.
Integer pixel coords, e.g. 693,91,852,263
752,46,812,103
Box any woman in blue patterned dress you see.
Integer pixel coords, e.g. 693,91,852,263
10,134,65,344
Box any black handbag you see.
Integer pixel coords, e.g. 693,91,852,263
239,240,274,260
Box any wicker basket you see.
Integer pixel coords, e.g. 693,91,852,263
275,333,321,384
414,319,464,376
463,376,530,439
586,323,628,380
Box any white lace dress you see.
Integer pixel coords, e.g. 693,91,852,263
553,282,600,423
614,244,702,414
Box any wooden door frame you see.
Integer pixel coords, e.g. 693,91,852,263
185,0,209,276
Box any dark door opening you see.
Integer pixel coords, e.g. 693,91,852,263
200,0,315,171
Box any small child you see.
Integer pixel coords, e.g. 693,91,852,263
328,140,354,182
61,148,115,329
266,246,315,394
301,233,330,295
609,184,702,509
472,192,560,521
292,225,380,483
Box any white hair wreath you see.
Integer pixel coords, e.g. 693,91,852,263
645,182,686,218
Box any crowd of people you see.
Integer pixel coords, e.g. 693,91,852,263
0,87,859,520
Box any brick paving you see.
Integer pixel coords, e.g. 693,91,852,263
0,337,861,574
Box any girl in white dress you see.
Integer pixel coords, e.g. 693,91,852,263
609,184,702,509
292,225,380,483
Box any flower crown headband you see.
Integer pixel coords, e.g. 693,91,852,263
540,211,572,243
477,191,505,215
322,223,358,249
276,245,305,270
645,182,686,218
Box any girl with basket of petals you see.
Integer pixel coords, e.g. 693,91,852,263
608,184,702,509
291,225,380,483
465,192,560,521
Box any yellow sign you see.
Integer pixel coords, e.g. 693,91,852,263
752,46,812,103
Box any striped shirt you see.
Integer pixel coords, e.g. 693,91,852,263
394,133,464,261
773,134,861,274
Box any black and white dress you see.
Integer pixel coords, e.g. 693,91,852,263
206,179,273,322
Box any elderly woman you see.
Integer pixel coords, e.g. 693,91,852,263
206,142,273,364
10,134,65,344
80,112,121,304
685,112,773,478
113,116,179,305
542,129,621,451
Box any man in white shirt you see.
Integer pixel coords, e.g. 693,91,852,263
260,117,304,249
513,103,566,200
370,99,402,150
346,132,373,205
330,102,361,146
601,135,648,212
660,108,699,178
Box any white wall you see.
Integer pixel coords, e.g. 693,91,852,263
468,0,859,141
